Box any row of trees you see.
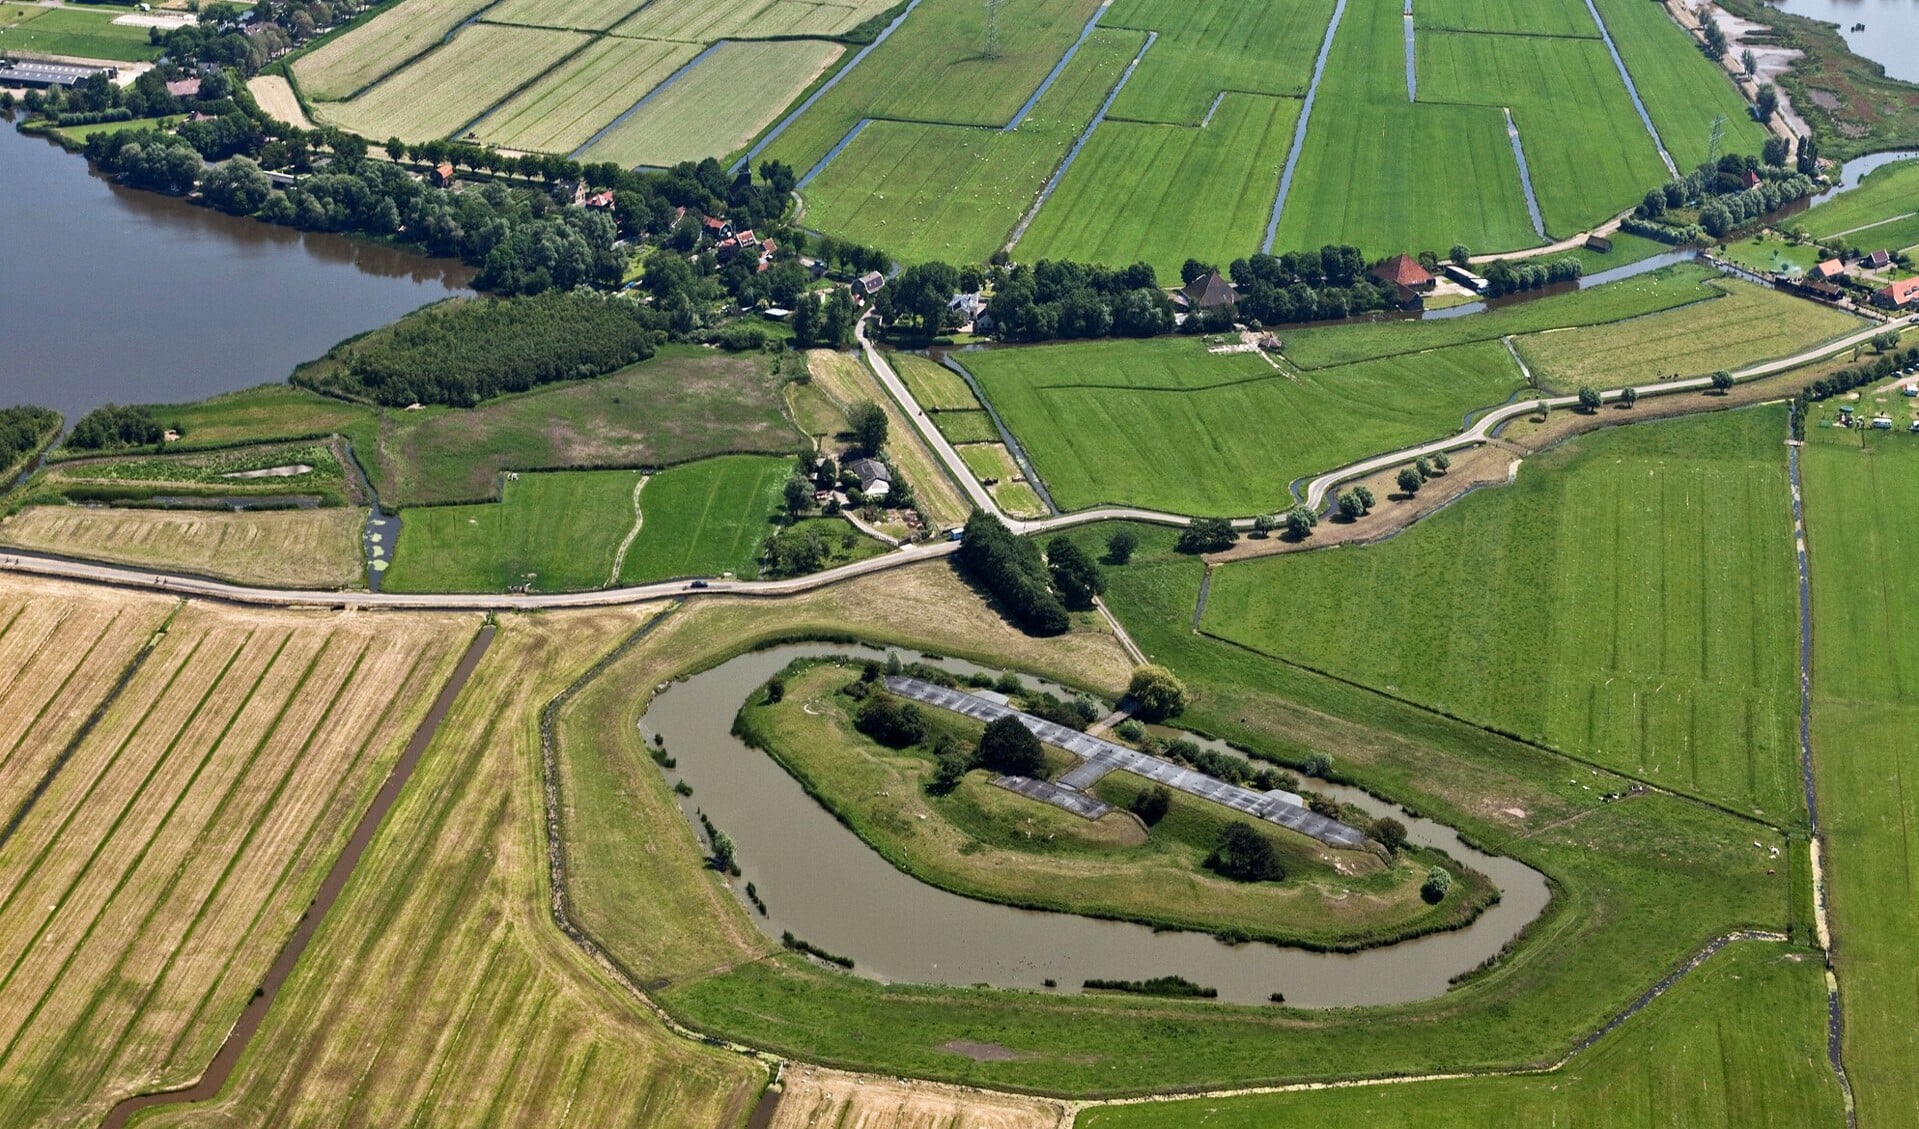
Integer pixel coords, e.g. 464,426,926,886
1479,255,1582,298
0,406,61,470
955,511,1071,635
295,292,657,407
64,405,165,451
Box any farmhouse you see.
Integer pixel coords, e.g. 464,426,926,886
1811,259,1847,282
846,457,891,499
1371,254,1434,306
584,189,615,210
1178,270,1238,310
702,215,732,239
164,77,202,99
1873,278,1919,309
852,271,886,298
429,162,456,188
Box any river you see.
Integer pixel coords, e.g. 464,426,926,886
639,643,1550,1009
0,123,473,423
1770,0,1919,84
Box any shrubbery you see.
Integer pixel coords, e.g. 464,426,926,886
0,406,61,469
853,696,930,748
956,511,1070,635
295,293,657,407
1208,822,1285,882
65,405,164,451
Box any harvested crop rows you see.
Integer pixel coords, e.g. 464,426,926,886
291,0,495,102
0,506,367,590
473,36,700,154
316,24,591,143
483,0,649,32
0,578,470,1129
578,38,843,167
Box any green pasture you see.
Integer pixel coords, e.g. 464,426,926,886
892,353,980,410
1718,232,1827,277
1077,942,1841,1128
1587,0,1768,170
1017,93,1300,278
384,469,640,591
639,520,1795,1092
1272,0,1535,256
966,335,1525,515
1098,0,1335,124
614,454,790,583
1279,261,1724,368
1795,159,1919,243
1416,0,1597,38
0,5,160,61
800,29,1140,267
1416,30,1668,235
1203,407,1802,817
1513,278,1862,391
762,0,1106,173
1801,416,1919,1125
930,410,1001,444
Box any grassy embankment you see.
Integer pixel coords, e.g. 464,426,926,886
1512,278,1863,392
131,607,764,1128
1203,407,1803,820
0,577,472,1129
553,545,1802,1095
1800,407,1919,1126
1075,942,1841,1128
965,264,1731,515
734,661,1489,950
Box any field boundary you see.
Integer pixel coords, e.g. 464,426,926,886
1262,0,1349,252
568,38,724,160
450,32,601,141
1578,0,1676,176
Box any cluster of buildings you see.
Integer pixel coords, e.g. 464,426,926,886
1795,251,1917,309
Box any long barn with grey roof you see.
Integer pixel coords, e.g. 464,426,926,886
884,676,1366,848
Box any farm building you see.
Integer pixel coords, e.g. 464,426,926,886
852,271,886,298
1178,270,1237,310
1864,250,1892,270
429,162,455,188
1443,263,1489,293
846,458,891,499
164,77,201,98
1811,259,1847,282
1585,235,1614,253
1371,254,1434,306
584,190,614,210
0,60,118,88
702,215,732,239
1873,278,1919,309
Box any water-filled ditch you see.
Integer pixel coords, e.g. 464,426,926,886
638,642,1550,1007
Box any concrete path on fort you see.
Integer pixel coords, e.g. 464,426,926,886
3,315,1906,609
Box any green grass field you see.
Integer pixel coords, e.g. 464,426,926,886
384,468,640,591
1795,159,1919,245
614,454,790,583
1513,278,1862,391
578,38,843,166
471,35,700,153
762,0,1106,173
1587,0,1768,170
1203,407,1802,818
1272,0,1536,255
1015,93,1301,278
291,0,494,101
967,335,1525,514
1098,0,1334,124
800,29,1139,267
1416,30,1668,235
892,353,980,410
1718,231,1829,277
1800,414,1919,1126
930,410,1001,444
0,5,159,61
316,23,590,142
1076,941,1840,1128
482,0,650,32
1417,0,1597,38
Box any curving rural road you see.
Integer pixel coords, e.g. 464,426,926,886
2,315,1905,610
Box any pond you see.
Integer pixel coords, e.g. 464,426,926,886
0,123,473,423
638,643,1551,1008
1769,0,1919,84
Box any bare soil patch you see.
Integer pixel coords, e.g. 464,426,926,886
770,1066,1071,1129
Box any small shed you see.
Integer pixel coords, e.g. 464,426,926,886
430,162,456,188
1864,250,1892,270
1585,234,1614,254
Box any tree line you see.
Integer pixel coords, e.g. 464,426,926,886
0,406,62,470
293,292,657,407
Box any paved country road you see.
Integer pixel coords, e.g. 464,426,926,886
2,315,1906,609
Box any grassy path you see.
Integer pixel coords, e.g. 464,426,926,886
606,473,650,587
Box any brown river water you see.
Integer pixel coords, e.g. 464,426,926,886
641,643,1551,1009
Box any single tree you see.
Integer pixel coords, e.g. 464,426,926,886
1106,528,1138,565
1711,370,1735,394
977,714,1045,777
1449,244,1472,266
1283,504,1317,540
1396,467,1423,496
709,828,737,873
1415,456,1434,480
1432,451,1450,473
1130,785,1172,827
1127,665,1187,721
1421,865,1454,903
1369,817,1408,853
1337,491,1366,521
927,749,969,795
1871,330,1902,353
849,400,888,455
1209,822,1285,882
1621,385,1639,408
1755,84,1778,124
1578,385,1602,412
1352,485,1376,511
1252,512,1276,538
782,473,813,517
1762,135,1791,168
1741,47,1756,76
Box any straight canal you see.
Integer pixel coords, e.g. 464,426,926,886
640,643,1551,1009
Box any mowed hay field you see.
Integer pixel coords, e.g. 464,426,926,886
577,39,842,167
1514,279,1863,392
471,36,701,154
385,469,641,592
1271,0,1535,255
0,506,366,590
1203,407,1802,816
804,30,1142,265
291,0,493,101
614,454,790,584
1415,30,1667,235
135,609,762,1129
1800,419,1919,1126
1587,0,1767,170
1099,0,1335,123
1416,0,1596,37
808,349,970,528
483,0,652,33
316,24,591,142
0,577,472,1129
775,1067,1070,1129
1016,93,1301,279
965,335,1525,515
1076,942,1841,1129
